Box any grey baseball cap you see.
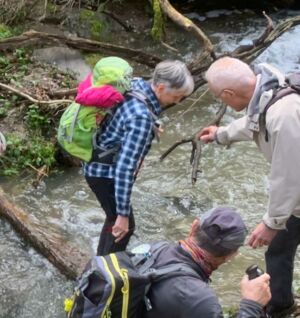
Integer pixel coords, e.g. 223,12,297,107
200,206,248,256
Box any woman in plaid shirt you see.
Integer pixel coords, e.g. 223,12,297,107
84,60,194,256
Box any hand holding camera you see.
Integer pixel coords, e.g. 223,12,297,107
240,264,271,307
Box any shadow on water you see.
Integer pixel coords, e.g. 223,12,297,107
1,9,300,318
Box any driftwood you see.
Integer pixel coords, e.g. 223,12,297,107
48,87,77,99
0,30,161,68
0,13,276,109
0,14,298,94
160,104,227,184
234,14,300,63
159,0,216,60
0,82,73,105
0,187,89,279
190,14,300,88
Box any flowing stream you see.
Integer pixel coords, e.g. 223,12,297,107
1,8,300,318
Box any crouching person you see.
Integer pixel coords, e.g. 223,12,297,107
142,207,271,318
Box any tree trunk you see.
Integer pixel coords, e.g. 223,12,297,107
0,187,89,279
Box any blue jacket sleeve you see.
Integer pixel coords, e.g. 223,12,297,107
114,115,153,216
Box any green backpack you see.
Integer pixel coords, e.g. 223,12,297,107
57,103,105,162
57,57,133,162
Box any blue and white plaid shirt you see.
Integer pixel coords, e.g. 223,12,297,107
83,78,162,216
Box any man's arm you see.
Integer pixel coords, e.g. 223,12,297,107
179,277,268,318
186,275,270,318
199,116,253,145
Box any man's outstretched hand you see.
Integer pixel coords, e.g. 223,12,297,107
247,222,278,248
197,125,218,143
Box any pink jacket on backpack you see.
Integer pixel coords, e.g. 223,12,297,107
75,74,125,108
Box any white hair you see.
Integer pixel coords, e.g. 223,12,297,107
152,60,194,96
205,57,255,94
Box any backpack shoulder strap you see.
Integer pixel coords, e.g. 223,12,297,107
126,90,158,119
143,261,200,311
68,103,82,143
260,85,299,142
126,89,161,142
151,263,200,281
137,241,170,274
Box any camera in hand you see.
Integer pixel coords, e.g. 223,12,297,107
246,264,264,280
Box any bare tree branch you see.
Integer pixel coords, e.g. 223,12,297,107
0,30,162,68
160,104,227,184
159,0,216,60
0,82,73,105
0,187,89,279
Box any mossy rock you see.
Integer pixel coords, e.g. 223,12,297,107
79,9,107,41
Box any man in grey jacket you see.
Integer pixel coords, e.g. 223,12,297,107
199,57,300,317
142,206,271,318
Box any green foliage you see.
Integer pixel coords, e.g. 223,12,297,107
0,23,13,39
151,0,164,41
0,96,15,118
85,53,104,67
25,105,51,133
47,2,57,14
0,134,56,176
79,9,104,40
13,48,29,73
14,48,28,63
0,48,31,82
0,55,10,67
80,8,94,20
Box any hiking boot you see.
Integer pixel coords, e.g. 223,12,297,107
267,302,297,318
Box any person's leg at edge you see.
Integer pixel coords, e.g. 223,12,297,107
85,176,135,256
266,215,300,315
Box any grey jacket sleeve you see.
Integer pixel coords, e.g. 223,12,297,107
181,288,264,318
238,299,264,318
216,116,254,145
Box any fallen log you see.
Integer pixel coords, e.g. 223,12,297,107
158,0,216,59
0,30,161,68
0,82,73,106
191,13,300,88
0,187,89,279
0,14,299,94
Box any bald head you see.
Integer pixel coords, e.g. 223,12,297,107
205,57,256,92
205,57,256,111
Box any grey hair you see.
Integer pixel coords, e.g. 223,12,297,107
152,60,194,96
205,57,255,94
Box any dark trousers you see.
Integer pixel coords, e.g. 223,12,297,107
266,215,300,313
85,176,135,256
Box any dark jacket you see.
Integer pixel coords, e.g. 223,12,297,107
142,243,263,318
